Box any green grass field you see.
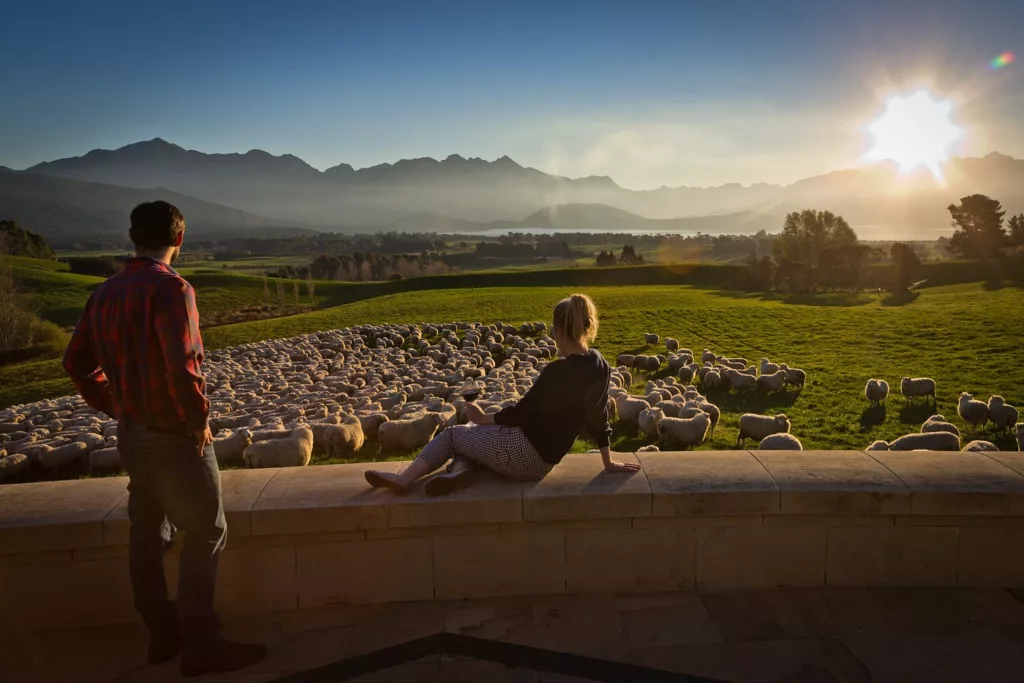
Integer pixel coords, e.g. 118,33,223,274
4,280,1022,453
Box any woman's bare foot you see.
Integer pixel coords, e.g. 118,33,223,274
365,470,409,494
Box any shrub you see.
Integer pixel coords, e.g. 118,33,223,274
66,256,121,277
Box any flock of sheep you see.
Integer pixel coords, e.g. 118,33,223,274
862,377,1022,452
2,323,1023,485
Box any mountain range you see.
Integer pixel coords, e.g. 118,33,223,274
5,138,1024,242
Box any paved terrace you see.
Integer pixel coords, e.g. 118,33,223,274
2,449,1024,682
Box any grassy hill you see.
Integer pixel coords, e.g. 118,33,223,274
3,280,1022,452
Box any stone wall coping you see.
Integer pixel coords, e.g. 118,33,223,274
2,450,1024,554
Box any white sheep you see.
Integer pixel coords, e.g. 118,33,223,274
957,392,989,432
213,429,252,466
319,417,365,457
756,369,787,395
379,412,446,454
1016,423,1023,451
737,413,791,447
88,447,122,475
759,358,780,375
697,400,721,436
865,379,889,406
987,396,1019,435
644,333,660,345
726,369,757,394
665,338,679,352
777,364,806,389
865,440,890,451
963,440,999,452
616,354,635,367
901,377,936,403
703,370,722,391
677,364,696,384
655,400,682,418
656,412,711,449
614,394,650,427
701,349,716,364
243,427,314,468
888,431,961,451
357,412,390,440
758,433,803,450
638,407,665,438
636,444,660,453
644,356,661,373
921,419,960,438
37,441,88,469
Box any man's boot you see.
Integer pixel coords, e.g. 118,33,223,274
424,458,475,496
180,631,267,678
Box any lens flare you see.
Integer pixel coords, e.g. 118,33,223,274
991,52,1015,69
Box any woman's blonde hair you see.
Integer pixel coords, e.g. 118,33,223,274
553,293,599,345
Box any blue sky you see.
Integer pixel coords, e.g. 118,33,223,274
1,0,1021,188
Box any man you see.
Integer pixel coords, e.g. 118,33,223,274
63,201,265,677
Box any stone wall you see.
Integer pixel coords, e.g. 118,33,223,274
2,450,1024,632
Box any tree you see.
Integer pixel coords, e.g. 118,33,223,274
596,250,617,267
947,194,1007,259
1008,214,1024,248
890,243,922,291
774,210,858,267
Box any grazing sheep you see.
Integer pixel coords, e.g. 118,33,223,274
888,431,961,451
74,433,106,450
0,453,29,482
703,370,722,391
756,369,788,395
957,392,989,432
636,444,660,453
726,369,757,394
655,400,682,418
644,333,660,345
379,412,446,454
644,356,662,373
697,400,721,436
865,440,890,451
900,377,936,403
677,364,697,384
665,338,679,352
987,396,1019,434
758,433,803,450
737,413,791,447
357,412,390,440
616,354,636,367
37,441,88,469
921,419,960,438
759,358,780,375
638,407,665,438
656,413,711,449
777,364,806,389
963,440,999,452
88,447,122,475
243,427,314,468
213,429,252,466
865,379,890,406
614,394,651,427
319,416,365,457
701,349,716,364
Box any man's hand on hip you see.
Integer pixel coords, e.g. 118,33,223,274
194,427,213,457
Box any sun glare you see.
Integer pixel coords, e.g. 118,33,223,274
864,90,962,179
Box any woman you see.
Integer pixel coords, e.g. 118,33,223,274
365,293,640,496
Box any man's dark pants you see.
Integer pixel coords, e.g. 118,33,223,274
118,421,226,641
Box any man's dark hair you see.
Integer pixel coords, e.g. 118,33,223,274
129,201,186,250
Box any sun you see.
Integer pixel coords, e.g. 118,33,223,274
864,90,962,179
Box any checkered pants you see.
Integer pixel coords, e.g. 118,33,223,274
417,424,553,481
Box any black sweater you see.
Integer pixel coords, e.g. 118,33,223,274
493,349,613,464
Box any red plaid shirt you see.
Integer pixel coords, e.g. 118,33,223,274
63,257,209,432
